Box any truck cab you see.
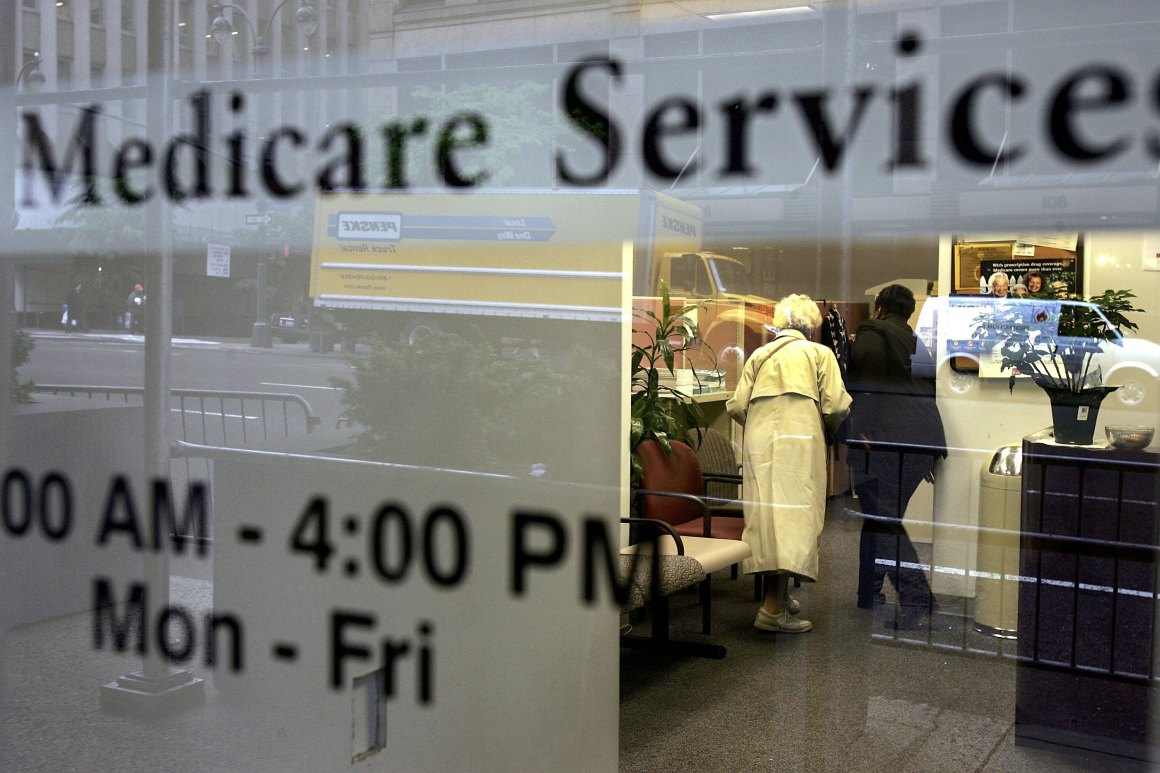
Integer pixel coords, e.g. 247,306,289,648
653,251,776,381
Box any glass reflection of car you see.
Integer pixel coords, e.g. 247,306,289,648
914,297,1158,407
269,312,310,343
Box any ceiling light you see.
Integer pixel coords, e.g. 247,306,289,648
704,6,815,21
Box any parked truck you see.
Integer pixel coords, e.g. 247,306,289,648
308,188,776,365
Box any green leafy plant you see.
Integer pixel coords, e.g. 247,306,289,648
13,329,34,404
971,289,1144,394
630,283,710,484
332,328,579,474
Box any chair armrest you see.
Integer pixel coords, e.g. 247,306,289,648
706,502,744,517
617,520,706,614
702,472,742,485
701,473,744,519
620,516,686,556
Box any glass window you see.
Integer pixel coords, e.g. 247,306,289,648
6,2,1160,771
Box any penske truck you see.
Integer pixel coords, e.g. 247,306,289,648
308,188,775,364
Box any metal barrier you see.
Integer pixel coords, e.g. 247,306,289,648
33,384,321,443
33,385,323,546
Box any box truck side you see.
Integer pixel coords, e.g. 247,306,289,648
308,189,774,368
309,189,700,347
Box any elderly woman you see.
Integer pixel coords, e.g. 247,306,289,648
727,294,851,633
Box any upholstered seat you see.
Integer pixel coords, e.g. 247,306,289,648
637,436,745,542
619,514,752,659
617,553,705,614
629,439,752,643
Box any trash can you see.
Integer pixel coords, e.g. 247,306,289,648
973,445,1022,639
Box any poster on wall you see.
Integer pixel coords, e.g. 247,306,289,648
953,241,1012,294
978,257,1077,296
953,239,1079,296
1015,233,1079,251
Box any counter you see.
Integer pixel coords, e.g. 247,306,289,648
688,390,733,445
1015,431,1160,760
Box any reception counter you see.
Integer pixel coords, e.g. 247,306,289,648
1015,431,1160,760
689,389,733,443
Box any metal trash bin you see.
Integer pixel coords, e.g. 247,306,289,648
973,445,1022,639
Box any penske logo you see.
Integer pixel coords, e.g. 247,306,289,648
337,212,402,241
661,215,697,237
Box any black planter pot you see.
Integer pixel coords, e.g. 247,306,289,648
1043,385,1118,445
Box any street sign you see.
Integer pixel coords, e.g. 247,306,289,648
246,213,272,226
206,243,231,277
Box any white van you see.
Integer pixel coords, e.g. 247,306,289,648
915,296,1159,407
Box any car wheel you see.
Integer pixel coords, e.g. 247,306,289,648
947,369,975,395
401,317,441,347
1110,369,1151,407
714,343,746,384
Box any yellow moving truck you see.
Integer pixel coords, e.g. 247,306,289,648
309,188,775,357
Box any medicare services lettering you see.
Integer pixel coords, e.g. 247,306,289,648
556,33,1160,184
19,90,488,208
19,33,1160,208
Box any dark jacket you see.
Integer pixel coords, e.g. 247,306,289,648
847,314,946,458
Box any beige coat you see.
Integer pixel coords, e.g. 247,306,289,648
726,330,852,580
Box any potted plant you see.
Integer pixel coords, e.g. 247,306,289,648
630,283,711,484
971,289,1144,444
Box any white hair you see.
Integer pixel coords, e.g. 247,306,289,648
773,294,821,336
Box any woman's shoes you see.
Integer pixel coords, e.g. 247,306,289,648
786,595,801,615
754,607,813,633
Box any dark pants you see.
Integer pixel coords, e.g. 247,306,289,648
852,449,937,608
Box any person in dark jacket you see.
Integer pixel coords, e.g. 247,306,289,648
847,284,946,629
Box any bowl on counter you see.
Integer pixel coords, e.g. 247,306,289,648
1105,425,1155,451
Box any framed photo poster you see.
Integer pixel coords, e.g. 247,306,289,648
948,234,1083,378
953,241,1011,294
953,236,1080,296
